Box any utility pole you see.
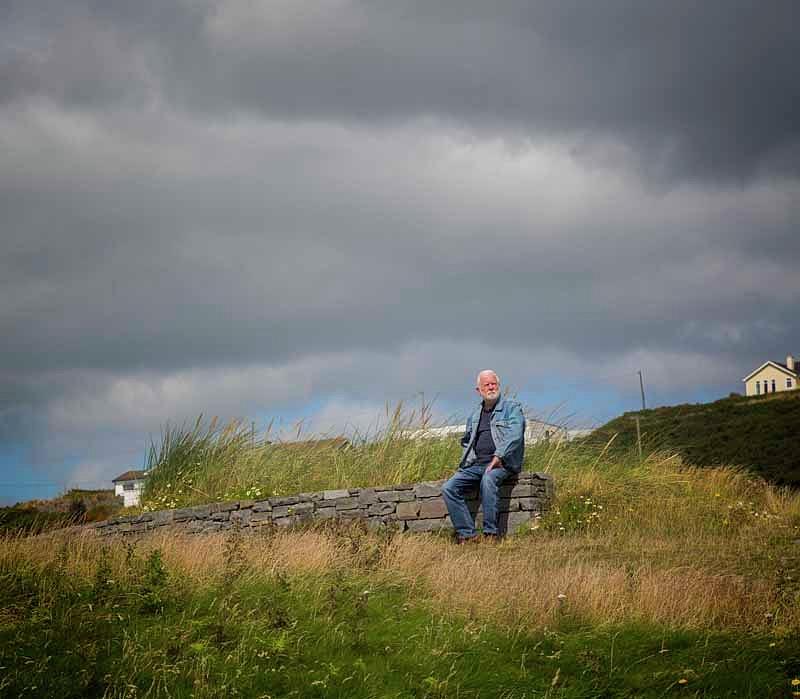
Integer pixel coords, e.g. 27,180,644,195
635,370,646,463
637,370,646,411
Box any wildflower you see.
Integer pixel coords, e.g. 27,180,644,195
792,678,800,686
678,678,688,685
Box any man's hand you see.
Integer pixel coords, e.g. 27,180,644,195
485,456,503,472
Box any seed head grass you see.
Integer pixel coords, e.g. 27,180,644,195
5,435,798,636
141,408,462,510
2,409,799,696
61,410,798,637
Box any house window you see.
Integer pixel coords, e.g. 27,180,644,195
123,483,134,491
772,379,777,392
788,378,793,389
756,381,760,394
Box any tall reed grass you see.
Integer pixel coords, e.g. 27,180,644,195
66,407,800,634
4,458,799,635
141,407,463,509
4,408,799,696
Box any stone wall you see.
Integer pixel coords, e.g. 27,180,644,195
94,471,554,537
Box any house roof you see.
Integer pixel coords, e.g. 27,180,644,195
271,437,351,451
742,360,799,382
112,469,148,483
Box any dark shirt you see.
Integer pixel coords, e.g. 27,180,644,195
473,407,496,466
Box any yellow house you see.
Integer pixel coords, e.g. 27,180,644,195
742,354,798,396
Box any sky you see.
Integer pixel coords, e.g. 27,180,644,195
1,1,798,503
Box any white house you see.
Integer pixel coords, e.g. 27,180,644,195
112,470,149,507
405,417,590,444
742,354,799,397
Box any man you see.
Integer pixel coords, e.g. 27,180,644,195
441,370,526,542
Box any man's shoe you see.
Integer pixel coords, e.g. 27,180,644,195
456,535,479,545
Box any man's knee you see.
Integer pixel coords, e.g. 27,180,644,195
481,469,506,492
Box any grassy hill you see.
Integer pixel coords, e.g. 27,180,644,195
0,489,123,535
584,390,800,487
1,415,799,696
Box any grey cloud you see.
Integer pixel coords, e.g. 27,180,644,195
1,1,799,494
1,111,798,382
2,1,798,180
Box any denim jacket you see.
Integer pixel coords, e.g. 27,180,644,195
458,397,526,473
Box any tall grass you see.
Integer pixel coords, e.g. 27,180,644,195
142,408,462,509
131,410,800,636
583,389,800,486
17,426,799,636
3,426,800,696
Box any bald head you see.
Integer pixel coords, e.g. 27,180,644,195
475,370,501,408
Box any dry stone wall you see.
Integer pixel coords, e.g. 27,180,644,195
94,471,554,537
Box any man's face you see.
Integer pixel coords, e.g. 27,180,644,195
476,373,500,403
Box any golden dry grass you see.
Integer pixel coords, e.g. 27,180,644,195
379,535,783,631
5,521,797,638
4,451,798,638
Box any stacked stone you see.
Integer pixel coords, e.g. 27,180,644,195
94,471,554,537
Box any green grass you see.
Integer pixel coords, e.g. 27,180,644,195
1,533,797,698
0,489,123,536
3,407,799,697
0,507,79,535
141,410,463,510
583,390,800,487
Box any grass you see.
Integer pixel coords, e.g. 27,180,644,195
0,489,123,536
584,389,800,486
1,520,798,697
2,409,800,696
140,408,462,510
0,508,78,535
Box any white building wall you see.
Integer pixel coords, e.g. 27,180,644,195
115,480,146,507
744,366,798,396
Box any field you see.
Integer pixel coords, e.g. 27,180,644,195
0,489,122,536
584,390,800,487
1,415,799,697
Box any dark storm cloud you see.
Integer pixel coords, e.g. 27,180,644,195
3,0,798,180
1,109,795,381
1,1,799,488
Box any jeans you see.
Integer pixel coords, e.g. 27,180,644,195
441,464,511,538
